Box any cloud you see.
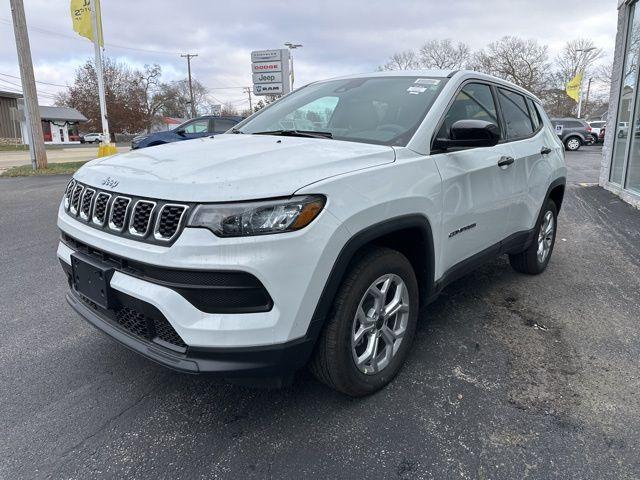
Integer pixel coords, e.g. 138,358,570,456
0,0,619,108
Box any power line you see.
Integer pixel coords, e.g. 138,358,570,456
0,17,181,56
0,77,57,97
0,71,68,88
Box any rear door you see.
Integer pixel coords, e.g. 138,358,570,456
498,91,555,234
432,82,517,275
211,118,238,134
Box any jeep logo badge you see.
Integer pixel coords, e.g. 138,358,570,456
101,177,119,189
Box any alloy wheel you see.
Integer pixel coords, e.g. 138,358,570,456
567,138,580,150
351,274,410,375
537,210,555,264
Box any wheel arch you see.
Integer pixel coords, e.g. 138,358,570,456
306,214,435,342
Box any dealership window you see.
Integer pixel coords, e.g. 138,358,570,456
611,1,640,185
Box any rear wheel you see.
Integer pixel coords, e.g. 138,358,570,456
509,199,558,275
310,247,419,396
565,136,581,151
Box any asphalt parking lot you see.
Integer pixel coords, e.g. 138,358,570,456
1,146,639,479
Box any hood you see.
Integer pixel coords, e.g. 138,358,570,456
75,134,395,202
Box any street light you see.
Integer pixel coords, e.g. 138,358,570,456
284,42,303,90
575,47,597,118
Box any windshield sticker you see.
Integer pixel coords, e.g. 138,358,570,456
414,78,440,86
407,86,428,94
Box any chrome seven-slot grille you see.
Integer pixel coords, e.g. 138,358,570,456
63,179,189,245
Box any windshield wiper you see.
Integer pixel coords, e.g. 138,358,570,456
230,128,244,134
251,129,333,139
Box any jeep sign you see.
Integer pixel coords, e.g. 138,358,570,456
253,72,283,84
251,49,291,96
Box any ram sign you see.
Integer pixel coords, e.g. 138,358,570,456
251,49,291,96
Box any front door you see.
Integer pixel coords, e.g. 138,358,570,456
432,82,516,276
182,118,210,139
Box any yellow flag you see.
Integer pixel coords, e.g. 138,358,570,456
566,70,583,103
70,0,103,47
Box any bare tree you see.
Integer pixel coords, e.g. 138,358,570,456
418,39,470,70
594,61,614,88
471,36,549,94
555,38,603,82
379,50,418,71
220,102,239,116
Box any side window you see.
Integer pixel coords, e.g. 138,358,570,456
526,98,541,131
498,88,534,139
212,119,237,133
182,119,209,134
437,83,499,139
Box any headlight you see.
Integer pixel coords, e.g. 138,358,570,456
187,195,325,237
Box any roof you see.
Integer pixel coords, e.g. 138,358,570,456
39,105,87,122
0,90,23,99
312,69,542,103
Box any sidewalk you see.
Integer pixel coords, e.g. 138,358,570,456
0,145,130,171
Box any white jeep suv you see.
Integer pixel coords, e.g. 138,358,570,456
57,70,566,396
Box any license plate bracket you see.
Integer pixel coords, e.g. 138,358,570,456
71,253,115,309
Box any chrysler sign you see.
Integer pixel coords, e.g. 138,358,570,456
251,49,291,96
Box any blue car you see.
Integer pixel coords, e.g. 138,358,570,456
131,115,243,149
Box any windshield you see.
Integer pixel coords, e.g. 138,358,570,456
236,76,447,146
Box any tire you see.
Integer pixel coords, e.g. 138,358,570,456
310,247,419,396
509,199,558,275
565,137,581,151
591,133,599,144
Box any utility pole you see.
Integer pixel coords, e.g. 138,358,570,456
9,0,47,169
575,47,596,119
583,77,593,118
244,87,253,112
284,42,303,90
90,0,110,145
181,53,198,117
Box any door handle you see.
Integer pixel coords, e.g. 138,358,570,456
497,156,515,168
541,146,552,155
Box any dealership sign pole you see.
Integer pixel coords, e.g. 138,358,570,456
251,49,291,96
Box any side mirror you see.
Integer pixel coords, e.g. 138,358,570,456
176,128,186,136
434,119,500,151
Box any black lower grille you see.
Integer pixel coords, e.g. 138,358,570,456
76,291,187,351
116,307,152,338
154,315,187,348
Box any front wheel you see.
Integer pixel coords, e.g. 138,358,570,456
310,247,419,396
509,200,558,275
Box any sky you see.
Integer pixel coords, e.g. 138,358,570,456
0,0,620,111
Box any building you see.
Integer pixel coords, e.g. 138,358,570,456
601,0,640,207
23,105,87,145
0,90,87,145
0,90,22,145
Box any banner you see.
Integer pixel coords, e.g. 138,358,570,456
566,70,583,103
70,0,103,47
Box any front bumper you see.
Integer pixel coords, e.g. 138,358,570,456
57,196,350,375
65,289,314,376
